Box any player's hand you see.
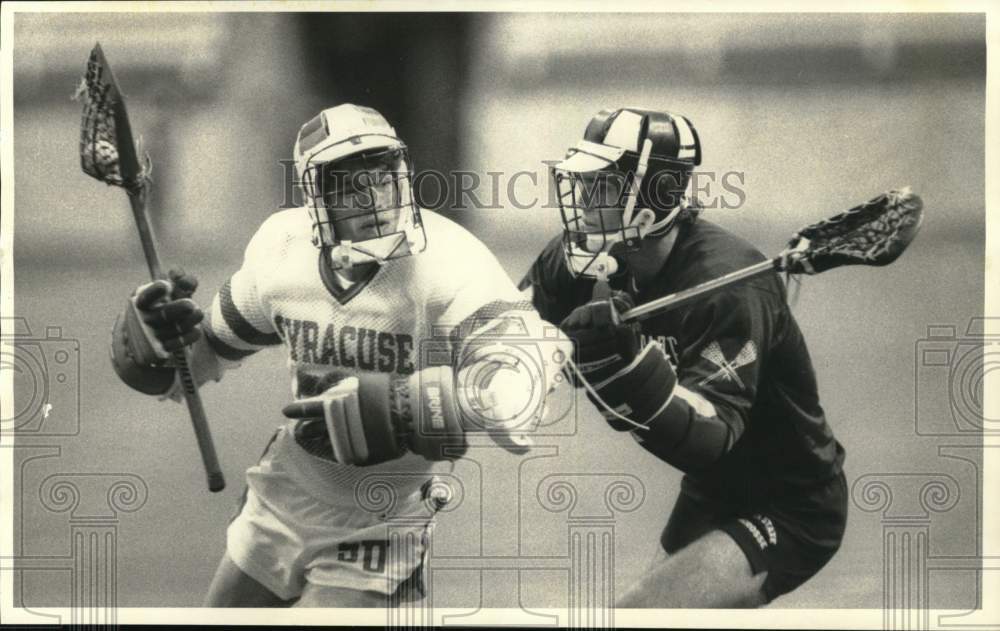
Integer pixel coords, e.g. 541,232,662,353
279,364,543,466
280,371,451,466
281,376,408,466
559,290,641,386
133,268,204,353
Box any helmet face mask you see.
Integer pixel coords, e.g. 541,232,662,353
308,146,421,265
553,108,701,280
294,105,427,269
556,167,642,279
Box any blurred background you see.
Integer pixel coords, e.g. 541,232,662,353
10,11,985,610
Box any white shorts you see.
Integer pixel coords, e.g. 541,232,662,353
227,425,444,601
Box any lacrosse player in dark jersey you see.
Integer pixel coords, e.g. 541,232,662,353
519,108,848,607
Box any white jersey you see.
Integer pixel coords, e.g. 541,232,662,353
202,208,535,502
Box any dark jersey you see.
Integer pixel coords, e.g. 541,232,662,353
519,218,845,503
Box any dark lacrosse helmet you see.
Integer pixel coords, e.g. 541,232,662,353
553,107,701,279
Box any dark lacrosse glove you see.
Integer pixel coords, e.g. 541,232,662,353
559,289,641,386
131,268,204,357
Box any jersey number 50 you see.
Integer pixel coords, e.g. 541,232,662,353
337,540,389,573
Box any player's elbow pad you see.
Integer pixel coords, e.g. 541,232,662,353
110,308,176,396
588,343,734,472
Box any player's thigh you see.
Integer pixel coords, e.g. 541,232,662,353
295,562,427,608
618,529,767,608
295,583,389,607
204,551,295,607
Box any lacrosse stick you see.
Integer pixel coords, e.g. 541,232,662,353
620,187,924,322
77,43,225,492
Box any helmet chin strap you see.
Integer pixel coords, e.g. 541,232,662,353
320,224,415,268
640,203,683,238
621,138,653,229
574,138,653,282
591,250,618,283
331,234,405,270
566,201,682,281
331,239,361,269
328,208,424,270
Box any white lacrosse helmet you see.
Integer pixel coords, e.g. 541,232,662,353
293,104,426,269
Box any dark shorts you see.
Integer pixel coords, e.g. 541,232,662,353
660,471,848,603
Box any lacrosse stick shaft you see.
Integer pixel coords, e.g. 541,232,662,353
128,193,164,278
128,192,226,493
621,259,779,323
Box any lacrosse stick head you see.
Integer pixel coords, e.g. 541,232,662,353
781,187,923,275
76,43,150,195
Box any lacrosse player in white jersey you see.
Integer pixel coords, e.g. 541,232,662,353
109,104,570,607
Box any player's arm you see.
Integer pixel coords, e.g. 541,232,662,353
198,266,282,367
561,284,774,473
420,226,571,456
440,234,573,400
517,236,574,326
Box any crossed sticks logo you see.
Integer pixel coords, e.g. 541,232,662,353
698,340,758,389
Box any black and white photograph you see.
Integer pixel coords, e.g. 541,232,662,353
1,3,996,628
